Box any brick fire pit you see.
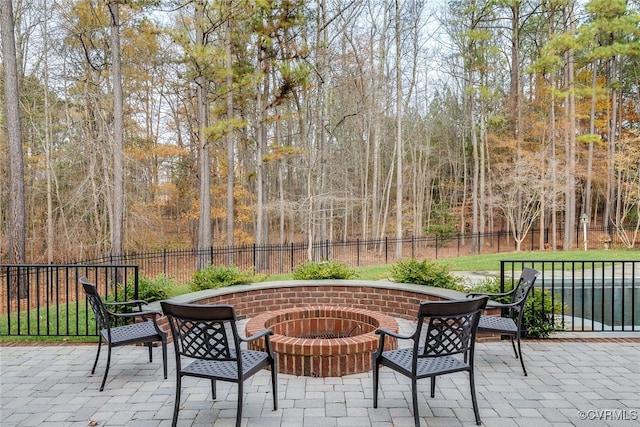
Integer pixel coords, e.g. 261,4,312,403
246,306,398,377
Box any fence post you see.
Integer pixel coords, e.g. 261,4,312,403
531,228,534,250
163,248,167,276
357,239,360,266
411,236,415,258
385,237,388,264
435,235,438,259
290,243,294,272
253,244,257,272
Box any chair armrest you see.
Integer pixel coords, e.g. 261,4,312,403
242,328,276,358
466,288,515,299
110,309,162,318
241,328,274,343
107,309,165,335
374,328,415,360
108,310,163,328
375,328,413,341
105,300,150,309
486,300,519,309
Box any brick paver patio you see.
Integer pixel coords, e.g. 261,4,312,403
1,319,639,426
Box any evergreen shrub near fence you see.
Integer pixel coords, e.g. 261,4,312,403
292,260,359,280
389,258,465,291
190,264,262,291
107,274,178,310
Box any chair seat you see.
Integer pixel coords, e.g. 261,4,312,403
182,350,270,381
478,315,517,334
380,347,470,379
102,320,162,346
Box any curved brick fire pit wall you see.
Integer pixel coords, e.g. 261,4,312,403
245,306,398,377
165,279,467,320
158,280,494,376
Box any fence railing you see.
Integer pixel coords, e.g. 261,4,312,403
80,226,634,282
2,260,638,336
500,260,639,332
1,226,638,337
0,265,138,337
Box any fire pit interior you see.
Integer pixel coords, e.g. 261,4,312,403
246,306,398,377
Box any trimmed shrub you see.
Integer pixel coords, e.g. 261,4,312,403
389,258,464,291
108,274,177,313
190,264,256,291
292,260,358,280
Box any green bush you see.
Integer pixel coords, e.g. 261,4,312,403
107,274,176,313
136,274,175,302
468,276,559,338
389,258,464,291
292,260,358,280
190,264,256,291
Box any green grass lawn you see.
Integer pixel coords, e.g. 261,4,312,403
267,249,638,281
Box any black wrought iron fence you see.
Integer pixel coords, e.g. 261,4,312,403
0,265,138,337
501,260,639,332
1,226,638,337
79,226,634,282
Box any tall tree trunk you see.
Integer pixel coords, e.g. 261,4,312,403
549,14,559,250
469,66,480,254
42,0,54,263
394,0,403,258
614,62,623,227
225,4,235,251
108,0,124,258
370,25,384,240
585,59,597,223
195,0,211,269
562,3,576,250
510,1,521,145
1,0,26,264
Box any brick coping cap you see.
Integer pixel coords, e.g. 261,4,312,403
156,279,466,310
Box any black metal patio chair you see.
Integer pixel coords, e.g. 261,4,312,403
160,301,278,427
80,276,168,391
467,267,540,376
372,296,488,427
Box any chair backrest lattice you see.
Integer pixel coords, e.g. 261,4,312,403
413,297,488,360
162,303,241,362
81,280,111,331
173,318,238,360
507,267,540,319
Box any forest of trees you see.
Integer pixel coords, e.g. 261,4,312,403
1,0,639,264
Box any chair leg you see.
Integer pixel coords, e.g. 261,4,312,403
171,375,182,427
161,340,168,380
430,376,436,398
469,369,481,426
271,359,278,410
99,345,112,392
372,357,379,408
91,339,102,374
147,342,153,363
211,379,216,399
510,335,518,359
411,378,420,427
236,382,243,427
516,335,527,376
